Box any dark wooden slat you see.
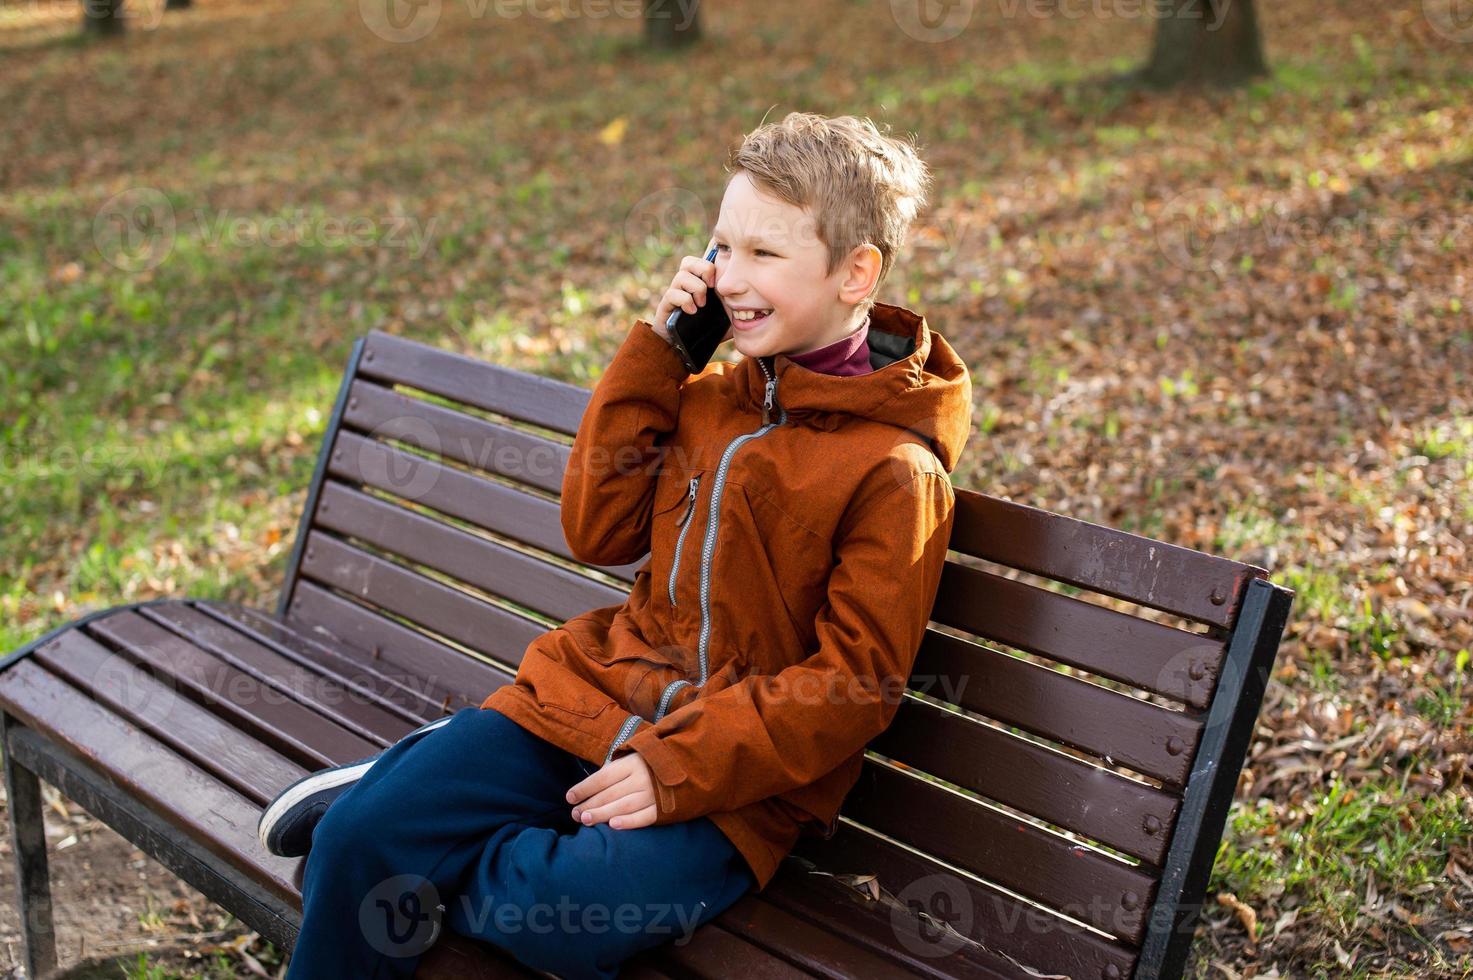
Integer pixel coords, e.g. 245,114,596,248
84,611,380,769
298,530,551,669
284,581,512,711
706,891,920,978
744,867,1038,979
327,430,646,581
912,629,1202,787
358,330,590,437
342,378,571,496
793,823,1140,980
646,915,819,979
842,762,1158,943
933,561,1225,710
950,489,1265,630
412,932,553,978
313,479,624,624
136,601,411,748
869,697,1180,866
30,628,307,806
0,659,302,907
192,601,446,724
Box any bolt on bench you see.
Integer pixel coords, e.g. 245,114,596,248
1,329,1292,979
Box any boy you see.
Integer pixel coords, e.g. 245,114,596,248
260,111,972,979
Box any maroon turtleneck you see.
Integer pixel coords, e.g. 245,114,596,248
785,314,873,376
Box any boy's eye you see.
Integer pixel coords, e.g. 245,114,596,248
713,243,774,257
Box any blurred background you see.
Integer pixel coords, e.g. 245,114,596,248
1,0,1470,976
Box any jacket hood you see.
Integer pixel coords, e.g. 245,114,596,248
732,302,973,473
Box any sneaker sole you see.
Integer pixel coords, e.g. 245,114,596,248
256,713,457,853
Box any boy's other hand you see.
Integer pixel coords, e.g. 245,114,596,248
651,247,732,347
566,751,659,830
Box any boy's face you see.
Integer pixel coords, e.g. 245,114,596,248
712,172,881,360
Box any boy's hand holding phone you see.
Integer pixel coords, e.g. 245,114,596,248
651,243,734,372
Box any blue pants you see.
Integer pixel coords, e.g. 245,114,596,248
286,705,755,980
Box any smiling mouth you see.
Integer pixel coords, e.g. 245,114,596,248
732,309,772,326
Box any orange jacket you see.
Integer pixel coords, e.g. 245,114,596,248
480,301,972,891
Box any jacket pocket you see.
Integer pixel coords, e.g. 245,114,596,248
562,604,668,668
519,629,617,719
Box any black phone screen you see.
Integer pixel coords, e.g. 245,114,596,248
665,245,729,374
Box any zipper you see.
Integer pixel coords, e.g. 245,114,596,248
653,678,692,721
667,475,701,608
604,713,643,766
653,355,786,723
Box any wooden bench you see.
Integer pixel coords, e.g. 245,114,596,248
1,328,1294,980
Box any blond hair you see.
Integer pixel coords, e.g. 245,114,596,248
726,111,933,315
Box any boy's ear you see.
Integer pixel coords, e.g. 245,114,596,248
837,243,884,305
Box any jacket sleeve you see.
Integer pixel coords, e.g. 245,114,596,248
560,318,690,567
610,467,956,823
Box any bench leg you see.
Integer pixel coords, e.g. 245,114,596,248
2,711,59,980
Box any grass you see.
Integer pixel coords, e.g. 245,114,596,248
1215,771,1472,973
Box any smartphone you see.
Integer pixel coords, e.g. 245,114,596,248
664,245,729,374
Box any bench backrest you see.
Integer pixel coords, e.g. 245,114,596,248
278,330,1293,980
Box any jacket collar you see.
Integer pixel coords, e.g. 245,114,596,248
730,302,973,473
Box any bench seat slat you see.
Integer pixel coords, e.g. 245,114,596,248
0,658,302,906
314,479,626,624
950,491,1264,630
29,626,308,807
343,378,571,496
85,610,381,769
135,602,412,747
869,697,1180,866
843,762,1157,943
794,823,1140,980
643,914,818,978
409,932,552,978
328,430,646,581
933,562,1224,710
192,601,447,724
913,630,1201,787
710,889,947,979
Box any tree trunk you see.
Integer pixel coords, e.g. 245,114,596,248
645,0,701,50
1142,0,1267,88
81,0,126,35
